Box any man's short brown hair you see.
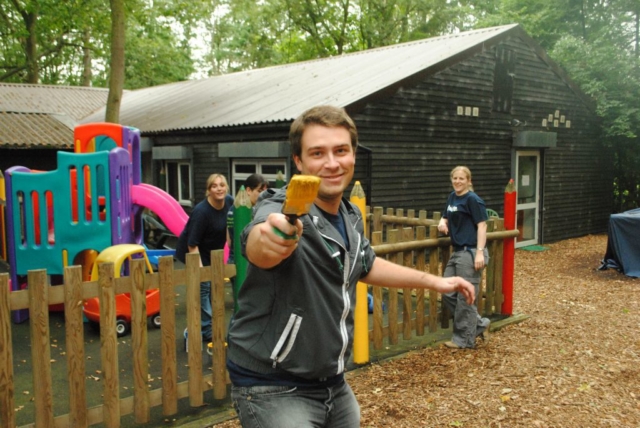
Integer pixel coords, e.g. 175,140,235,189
289,106,358,159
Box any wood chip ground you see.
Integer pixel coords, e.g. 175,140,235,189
215,234,640,427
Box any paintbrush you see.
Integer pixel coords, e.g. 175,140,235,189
274,174,321,238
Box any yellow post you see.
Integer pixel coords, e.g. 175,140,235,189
350,181,369,364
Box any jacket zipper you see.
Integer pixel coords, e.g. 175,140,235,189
319,208,365,375
320,232,359,375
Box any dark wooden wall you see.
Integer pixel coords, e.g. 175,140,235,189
351,35,610,243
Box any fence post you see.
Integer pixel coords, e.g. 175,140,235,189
98,262,120,428
185,253,203,407
64,265,87,427
386,207,394,232
371,231,384,350
493,219,505,313
481,220,496,315
210,250,227,400
159,256,178,415
130,259,150,423
415,227,426,336
428,225,440,332
0,273,15,428
29,269,54,427
402,227,413,340
436,211,451,329
373,207,383,236
387,229,399,345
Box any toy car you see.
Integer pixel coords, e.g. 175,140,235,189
83,244,161,337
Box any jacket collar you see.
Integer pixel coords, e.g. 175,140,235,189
309,197,359,250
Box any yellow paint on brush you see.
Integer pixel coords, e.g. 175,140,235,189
282,175,321,217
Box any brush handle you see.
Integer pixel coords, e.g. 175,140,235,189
273,214,299,239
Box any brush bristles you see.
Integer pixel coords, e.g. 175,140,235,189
282,175,321,216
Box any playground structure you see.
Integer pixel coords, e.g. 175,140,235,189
0,122,187,328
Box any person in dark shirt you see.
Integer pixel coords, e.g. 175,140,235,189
176,173,233,342
438,166,491,349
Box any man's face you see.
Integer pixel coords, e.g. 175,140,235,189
247,185,267,205
293,124,355,205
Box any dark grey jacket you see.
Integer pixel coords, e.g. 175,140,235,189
226,187,376,380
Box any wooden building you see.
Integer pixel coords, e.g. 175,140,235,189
79,24,612,246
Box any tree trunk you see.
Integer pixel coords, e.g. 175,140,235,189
82,28,93,86
24,7,39,83
105,0,125,123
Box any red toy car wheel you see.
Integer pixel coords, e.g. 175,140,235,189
115,319,130,337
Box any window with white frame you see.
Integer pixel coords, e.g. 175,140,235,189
231,160,289,196
164,161,192,206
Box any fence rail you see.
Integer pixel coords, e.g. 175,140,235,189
0,206,517,427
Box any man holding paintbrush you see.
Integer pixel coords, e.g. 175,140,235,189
226,105,475,427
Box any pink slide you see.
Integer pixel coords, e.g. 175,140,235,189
132,184,188,236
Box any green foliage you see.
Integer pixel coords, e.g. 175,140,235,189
196,0,474,75
0,0,205,88
477,0,640,212
548,29,640,212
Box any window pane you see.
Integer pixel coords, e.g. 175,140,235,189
179,164,191,200
167,162,178,200
261,164,285,175
517,208,536,242
235,164,256,174
517,156,537,204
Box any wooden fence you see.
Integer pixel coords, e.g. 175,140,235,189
364,207,518,349
0,252,232,428
0,207,517,428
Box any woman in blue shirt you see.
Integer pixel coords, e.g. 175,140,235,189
437,166,491,349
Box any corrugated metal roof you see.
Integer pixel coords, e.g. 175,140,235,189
83,24,520,133
0,83,110,148
0,83,109,121
0,112,74,148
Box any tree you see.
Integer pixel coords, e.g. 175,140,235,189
197,0,471,75
105,0,125,123
551,35,640,211
0,0,204,88
476,0,640,211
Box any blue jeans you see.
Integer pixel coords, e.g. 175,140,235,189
231,381,360,428
442,249,490,348
200,281,212,341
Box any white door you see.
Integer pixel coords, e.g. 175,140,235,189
515,151,540,248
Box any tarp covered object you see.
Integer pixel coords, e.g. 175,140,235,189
599,208,640,278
